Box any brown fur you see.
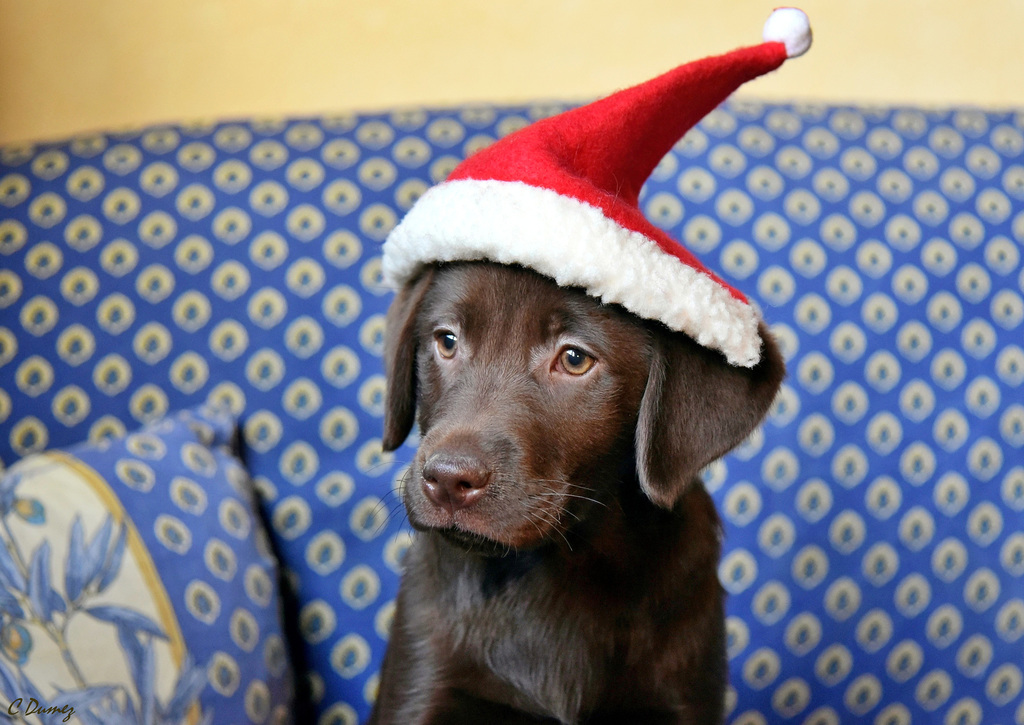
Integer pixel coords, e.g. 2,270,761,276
371,262,785,725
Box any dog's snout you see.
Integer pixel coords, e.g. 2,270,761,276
421,454,491,511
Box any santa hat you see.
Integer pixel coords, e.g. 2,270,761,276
382,8,812,367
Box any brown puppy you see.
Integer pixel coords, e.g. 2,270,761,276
371,262,784,725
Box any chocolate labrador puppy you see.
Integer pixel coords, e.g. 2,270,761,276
370,262,784,725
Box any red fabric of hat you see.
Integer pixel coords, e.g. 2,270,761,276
383,9,812,367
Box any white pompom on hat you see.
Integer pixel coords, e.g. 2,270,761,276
763,7,813,58
383,9,812,367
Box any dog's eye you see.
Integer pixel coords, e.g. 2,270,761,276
558,347,595,375
435,331,458,358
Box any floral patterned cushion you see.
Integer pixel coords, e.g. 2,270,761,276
0,405,292,724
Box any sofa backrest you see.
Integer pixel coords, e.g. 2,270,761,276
2,103,1023,724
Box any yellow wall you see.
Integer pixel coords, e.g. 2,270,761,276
1,0,1022,145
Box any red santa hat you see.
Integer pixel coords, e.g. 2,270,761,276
382,8,812,367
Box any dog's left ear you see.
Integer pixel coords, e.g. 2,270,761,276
382,267,435,452
635,321,785,509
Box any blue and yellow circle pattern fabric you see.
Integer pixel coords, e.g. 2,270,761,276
1,103,1023,724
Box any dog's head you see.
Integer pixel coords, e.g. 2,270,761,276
383,262,784,554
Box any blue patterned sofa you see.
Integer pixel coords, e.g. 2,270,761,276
1,101,1023,725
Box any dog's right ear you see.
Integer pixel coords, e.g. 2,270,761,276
382,267,435,452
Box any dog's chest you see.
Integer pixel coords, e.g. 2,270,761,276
441,555,618,721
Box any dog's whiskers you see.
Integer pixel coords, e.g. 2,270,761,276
530,491,607,509
392,466,415,498
562,481,601,494
524,515,547,542
526,507,574,552
364,456,414,476
373,501,412,537
526,494,584,524
369,472,415,529
372,469,415,516
529,478,606,505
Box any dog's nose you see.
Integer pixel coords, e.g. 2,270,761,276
421,454,491,511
